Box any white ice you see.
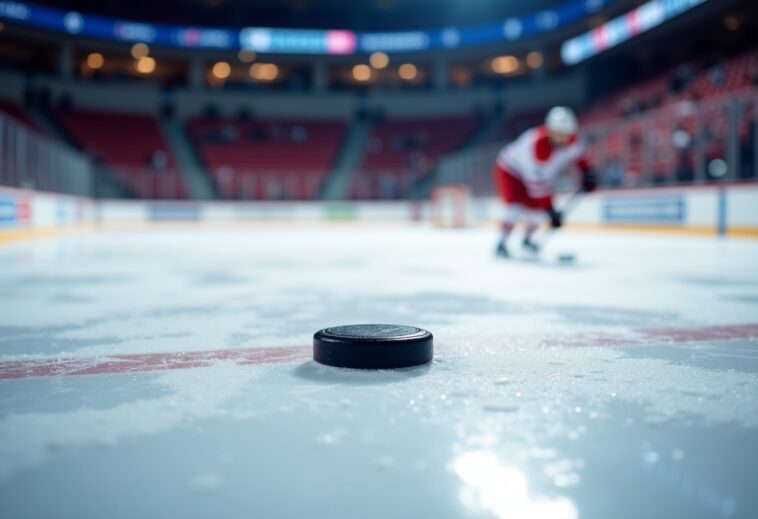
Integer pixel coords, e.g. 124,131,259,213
1,225,757,519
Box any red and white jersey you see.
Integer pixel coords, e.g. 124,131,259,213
496,126,590,197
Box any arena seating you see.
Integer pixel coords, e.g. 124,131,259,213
581,49,758,125
0,100,43,133
351,115,481,199
3,45,755,200
492,51,758,146
689,51,758,100
584,89,757,186
578,48,758,186
489,111,546,143
54,109,187,199
187,118,347,200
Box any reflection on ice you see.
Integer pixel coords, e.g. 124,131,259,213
453,451,578,519
291,360,431,385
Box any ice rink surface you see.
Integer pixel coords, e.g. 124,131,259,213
1,224,757,519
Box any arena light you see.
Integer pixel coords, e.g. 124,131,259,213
451,67,472,87
723,16,740,31
212,61,231,79
369,52,389,69
135,56,156,74
352,64,372,82
249,63,279,81
708,159,728,178
86,52,104,69
491,55,519,74
130,42,149,59
526,51,543,69
238,49,256,63
398,63,418,81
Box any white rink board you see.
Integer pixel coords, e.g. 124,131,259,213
2,184,756,235
727,184,758,228
95,199,423,224
0,186,93,229
477,183,758,234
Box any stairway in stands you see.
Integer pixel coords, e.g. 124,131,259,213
160,116,215,199
320,118,373,200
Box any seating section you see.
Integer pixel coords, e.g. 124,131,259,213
585,93,754,185
580,76,671,125
489,111,545,143
55,109,186,199
187,118,347,200
581,49,758,125
581,49,758,186
0,100,43,133
689,51,757,100
476,49,757,189
5,46,756,200
351,115,481,199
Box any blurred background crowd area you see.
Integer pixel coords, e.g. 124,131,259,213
0,0,756,201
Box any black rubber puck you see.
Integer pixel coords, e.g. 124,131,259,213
313,324,433,369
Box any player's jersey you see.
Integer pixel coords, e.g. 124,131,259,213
496,126,590,198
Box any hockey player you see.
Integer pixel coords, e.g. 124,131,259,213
493,106,596,257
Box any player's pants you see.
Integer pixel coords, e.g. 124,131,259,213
493,163,553,234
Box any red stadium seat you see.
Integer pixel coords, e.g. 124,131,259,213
351,115,481,199
187,118,347,200
0,100,44,133
54,109,187,199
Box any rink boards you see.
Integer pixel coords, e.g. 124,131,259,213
0,182,757,240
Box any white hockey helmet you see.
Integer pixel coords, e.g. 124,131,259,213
545,106,578,135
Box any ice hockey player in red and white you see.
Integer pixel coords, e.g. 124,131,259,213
493,106,597,257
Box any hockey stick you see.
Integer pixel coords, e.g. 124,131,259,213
533,189,585,250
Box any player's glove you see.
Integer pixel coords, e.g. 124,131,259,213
582,171,598,193
547,207,563,229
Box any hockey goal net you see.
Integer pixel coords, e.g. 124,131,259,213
430,184,473,228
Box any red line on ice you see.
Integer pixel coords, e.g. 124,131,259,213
0,346,312,380
0,324,756,381
533,324,758,348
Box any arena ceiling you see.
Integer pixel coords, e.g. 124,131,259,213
31,0,583,31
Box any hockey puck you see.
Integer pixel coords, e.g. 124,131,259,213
313,324,433,369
